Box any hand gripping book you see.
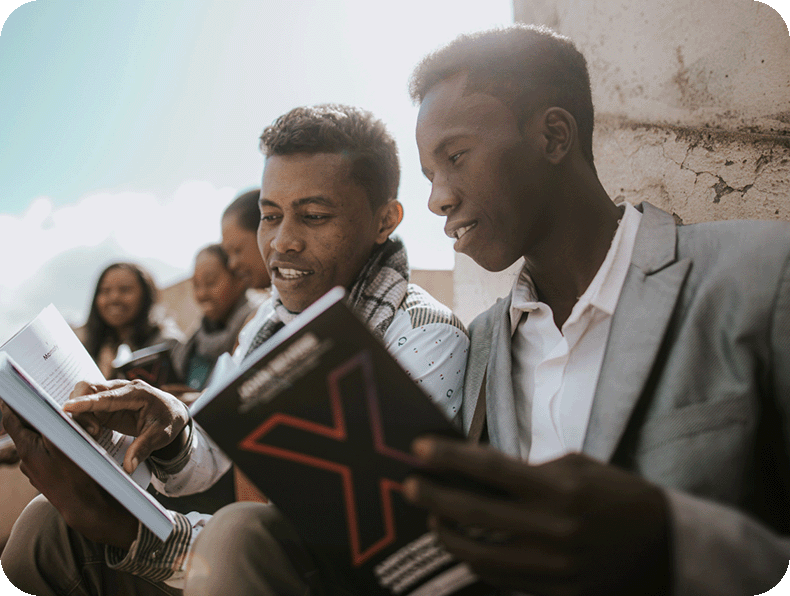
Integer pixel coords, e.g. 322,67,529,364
190,288,490,596
0,304,175,541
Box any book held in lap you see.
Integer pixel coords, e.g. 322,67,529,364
191,288,491,596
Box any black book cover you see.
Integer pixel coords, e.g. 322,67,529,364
191,288,489,596
114,343,180,388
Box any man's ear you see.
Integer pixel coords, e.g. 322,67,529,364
374,200,404,244
540,107,576,165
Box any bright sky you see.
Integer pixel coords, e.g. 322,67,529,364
0,0,514,342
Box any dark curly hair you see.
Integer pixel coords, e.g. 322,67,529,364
222,189,261,232
409,24,596,172
259,104,400,210
84,262,159,359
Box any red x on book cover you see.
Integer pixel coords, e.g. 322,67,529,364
191,288,490,596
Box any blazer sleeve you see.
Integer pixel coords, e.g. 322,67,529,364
666,250,790,596
666,489,790,595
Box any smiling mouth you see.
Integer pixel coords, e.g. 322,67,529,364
276,267,313,280
450,222,477,241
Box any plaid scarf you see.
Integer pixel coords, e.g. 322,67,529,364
244,237,409,358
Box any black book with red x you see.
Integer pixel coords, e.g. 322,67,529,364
191,287,490,596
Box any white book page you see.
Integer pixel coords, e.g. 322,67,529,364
2,304,151,486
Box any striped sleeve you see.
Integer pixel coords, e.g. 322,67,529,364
105,510,208,584
400,289,467,333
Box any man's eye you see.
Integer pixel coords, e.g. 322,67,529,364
304,214,328,221
449,151,464,164
261,214,280,222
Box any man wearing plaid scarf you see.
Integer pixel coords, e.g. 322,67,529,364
2,105,469,596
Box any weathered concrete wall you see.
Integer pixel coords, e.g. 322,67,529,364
596,117,790,223
453,0,790,325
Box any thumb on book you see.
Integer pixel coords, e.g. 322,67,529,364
72,412,102,438
126,456,140,475
122,425,162,474
123,444,142,474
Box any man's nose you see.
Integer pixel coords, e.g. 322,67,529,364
270,218,305,253
194,286,209,303
427,179,459,216
227,253,240,273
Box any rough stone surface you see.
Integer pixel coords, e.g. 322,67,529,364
595,117,790,224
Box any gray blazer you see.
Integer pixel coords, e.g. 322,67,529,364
463,202,790,596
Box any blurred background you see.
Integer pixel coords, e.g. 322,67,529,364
1,0,788,338
0,0,513,341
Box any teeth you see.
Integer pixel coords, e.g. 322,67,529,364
454,223,476,240
278,268,311,279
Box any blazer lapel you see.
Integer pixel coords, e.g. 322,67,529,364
583,203,692,462
464,295,522,458
484,296,522,457
462,305,494,433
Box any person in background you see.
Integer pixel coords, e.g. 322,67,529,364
220,190,273,361
79,262,184,380
149,243,253,515
171,244,256,394
221,188,272,296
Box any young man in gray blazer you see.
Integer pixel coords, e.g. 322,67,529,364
406,24,790,596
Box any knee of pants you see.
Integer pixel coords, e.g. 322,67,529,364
1,495,66,585
189,501,275,564
186,502,313,596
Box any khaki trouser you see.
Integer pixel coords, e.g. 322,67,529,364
184,502,350,596
1,495,179,596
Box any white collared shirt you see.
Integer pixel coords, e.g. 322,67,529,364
510,202,642,464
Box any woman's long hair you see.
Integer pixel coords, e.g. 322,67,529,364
84,262,159,359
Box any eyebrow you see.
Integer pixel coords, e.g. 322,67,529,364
432,134,467,158
259,196,336,209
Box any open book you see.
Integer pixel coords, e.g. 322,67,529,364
0,304,175,541
191,288,489,596
113,342,181,388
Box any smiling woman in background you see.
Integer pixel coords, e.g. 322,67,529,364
80,262,184,379
171,244,257,392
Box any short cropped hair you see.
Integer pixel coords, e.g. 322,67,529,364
409,24,596,171
222,189,261,233
259,104,400,210
197,243,231,269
